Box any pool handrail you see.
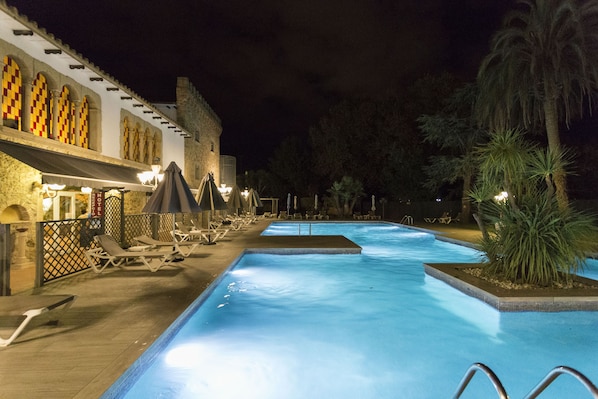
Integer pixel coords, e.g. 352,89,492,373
453,362,598,399
452,362,508,399
523,365,598,399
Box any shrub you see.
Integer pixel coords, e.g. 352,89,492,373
480,196,598,286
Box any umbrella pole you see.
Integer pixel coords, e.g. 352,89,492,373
170,214,179,261
172,216,176,246
205,211,216,245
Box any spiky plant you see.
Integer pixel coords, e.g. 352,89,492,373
480,195,597,285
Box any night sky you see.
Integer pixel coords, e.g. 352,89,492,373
6,0,516,170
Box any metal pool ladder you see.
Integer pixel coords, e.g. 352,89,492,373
453,362,598,398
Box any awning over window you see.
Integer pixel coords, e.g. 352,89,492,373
0,140,152,192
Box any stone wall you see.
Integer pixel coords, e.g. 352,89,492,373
124,191,150,214
176,77,222,189
0,153,41,262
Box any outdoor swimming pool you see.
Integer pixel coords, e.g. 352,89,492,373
104,222,598,399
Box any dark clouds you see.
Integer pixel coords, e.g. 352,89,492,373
7,0,515,170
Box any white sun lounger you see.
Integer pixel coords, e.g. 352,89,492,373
85,234,179,273
133,235,200,257
0,294,77,346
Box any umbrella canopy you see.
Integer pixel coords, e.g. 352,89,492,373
142,161,201,214
247,188,263,208
287,193,291,213
227,185,247,214
371,195,376,211
195,173,228,212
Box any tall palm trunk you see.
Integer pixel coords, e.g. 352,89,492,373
543,95,569,209
461,170,472,223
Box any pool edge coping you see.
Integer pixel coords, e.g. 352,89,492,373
424,263,598,312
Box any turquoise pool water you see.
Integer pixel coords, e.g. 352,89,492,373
105,222,598,399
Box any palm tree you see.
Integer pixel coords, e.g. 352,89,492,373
327,176,364,217
473,129,598,285
476,128,533,211
476,0,598,209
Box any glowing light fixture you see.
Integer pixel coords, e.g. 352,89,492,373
137,164,164,190
218,184,232,195
47,183,66,191
41,183,65,199
494,191,508,203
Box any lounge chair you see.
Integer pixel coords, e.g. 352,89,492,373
85,234,179,273
367,211,381,220
438,212,452,224
208,220,231,239
133,235,200,257
314,210,329,220
216,216,243,231
400,215,413,225
174,223,227,244
0,294,76,346
172,223,201,242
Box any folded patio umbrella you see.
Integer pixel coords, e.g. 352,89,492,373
247,188,263,215
195,173,228,243
227,185,247,215
196,173,228,212
142,161,201,245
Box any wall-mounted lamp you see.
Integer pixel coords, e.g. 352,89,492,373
137,164,164,190
81,186,93,194
40,184,65,211
218,184,232,195
218,184,232,201
42,183,66,198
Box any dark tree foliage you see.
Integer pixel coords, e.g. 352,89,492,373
418,83,488,221
307,74,461,201
267,135,314,199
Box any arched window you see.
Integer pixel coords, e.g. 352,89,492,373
56,86,73,144
122,118,130,160
30,73,51,138
152,133,161,163
132,124,140,162
2,56,22,130
78,96,89,148
142,128,150,164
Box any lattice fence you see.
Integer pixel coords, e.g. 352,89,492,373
36,212,194,285
36,218,104,284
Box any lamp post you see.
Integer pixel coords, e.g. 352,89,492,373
137,164,164,190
